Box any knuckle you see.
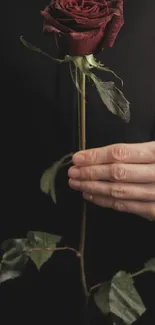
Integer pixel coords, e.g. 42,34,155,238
111,164,127,181
80,168,86,179
91,182,98,193
112,200,127,212
147,185,155,201
85,182,94,193
111,145,129,162
150,165,155,180
149,142,155,157
87,150,98,164
81,167,97,181
111,185,127,198
88,167,97,181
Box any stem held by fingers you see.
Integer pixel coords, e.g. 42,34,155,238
79,72,89,298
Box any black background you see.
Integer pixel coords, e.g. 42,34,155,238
0,0,155,324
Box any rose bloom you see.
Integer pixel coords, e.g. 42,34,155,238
41,0,123,56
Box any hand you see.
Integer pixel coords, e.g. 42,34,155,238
68,142,155,220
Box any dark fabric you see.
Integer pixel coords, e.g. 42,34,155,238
0,0,155,324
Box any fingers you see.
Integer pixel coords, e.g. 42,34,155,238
69,141,155,220
72,142,155,166
82,193,155,220
68,164,155,183
69,180,155,201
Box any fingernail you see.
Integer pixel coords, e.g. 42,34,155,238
68,167,80,179
73,153,85,165
83,192,93,201
69,179,80,189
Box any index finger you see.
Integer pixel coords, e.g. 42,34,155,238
72,142,155,166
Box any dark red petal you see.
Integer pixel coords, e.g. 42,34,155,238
103,1,124,47
41,0,124,56
54,0,108,20
41,10,73,33
103,15,124,47
43,25,62,34
74,15,111,28
63,28,105,56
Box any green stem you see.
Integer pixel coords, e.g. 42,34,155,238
77,68,82,150
29,246,79,256
78,72,89,298
89,282,104,294
130,268,149,278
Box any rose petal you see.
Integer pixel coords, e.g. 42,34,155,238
41,0,124,55
102,1,124,47
41,9,73,33
66,28,105,55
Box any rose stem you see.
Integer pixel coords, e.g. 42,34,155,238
79,71,89,298
77,67,82,150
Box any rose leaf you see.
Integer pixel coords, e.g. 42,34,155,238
27,231,61,270
94,271,146,325
110,271,146,324
94,281,111,315
0,238,29,284
92,78,130,123
40,153,73,203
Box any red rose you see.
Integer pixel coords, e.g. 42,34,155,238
41,0,124,56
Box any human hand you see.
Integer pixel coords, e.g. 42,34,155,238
68,142,155,220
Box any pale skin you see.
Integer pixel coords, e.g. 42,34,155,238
68,142,155,220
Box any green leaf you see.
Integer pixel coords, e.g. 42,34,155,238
20,36,64,63
94,271,146,325
40,153,73,203
27,231,61,270
94,281,111,315
85,54,103,67
70,55,130,123
91,77,130,123
0,238,29,284
110,271,146,324
145,257,155,273
20,36,42,53
97,66,123,86
0,268,20,284
85,55,123,86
